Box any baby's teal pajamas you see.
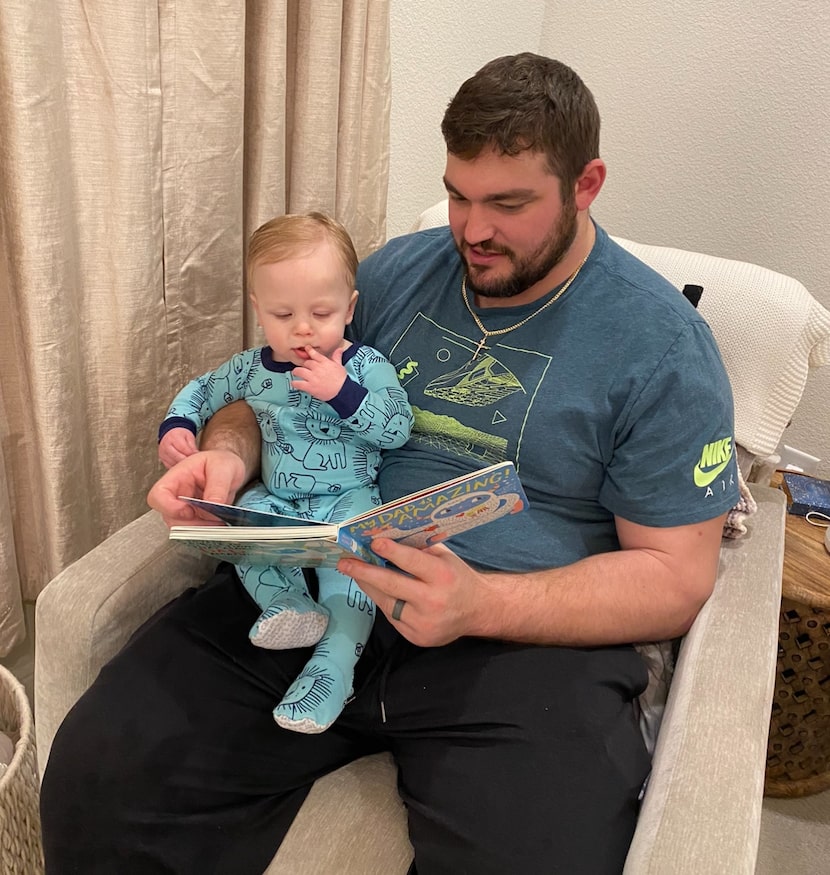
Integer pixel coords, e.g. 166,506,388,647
160,343,412,731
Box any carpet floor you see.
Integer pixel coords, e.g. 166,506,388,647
757,788,830,874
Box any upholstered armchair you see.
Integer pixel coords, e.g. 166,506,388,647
36,204,830,873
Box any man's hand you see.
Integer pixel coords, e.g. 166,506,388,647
338,540,488,647
149,400,261,527
339,512,726,648
290,346,347,401
158,427,199,469
147,449,249,527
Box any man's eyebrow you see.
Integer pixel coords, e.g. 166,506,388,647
442,178,536,202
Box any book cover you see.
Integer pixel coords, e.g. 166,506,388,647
781,472,830,517
169,461,528,568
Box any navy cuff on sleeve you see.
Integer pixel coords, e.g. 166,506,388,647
327,377,368,418
158,417,199,443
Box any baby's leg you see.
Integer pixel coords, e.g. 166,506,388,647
273,570,374,733
239,563,329,649
234,485,328,649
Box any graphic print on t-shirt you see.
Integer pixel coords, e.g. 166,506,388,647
388,313,552,470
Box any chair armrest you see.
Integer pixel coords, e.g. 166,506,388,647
34,510,216,774
625,485,785,874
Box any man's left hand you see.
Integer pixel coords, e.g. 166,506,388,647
338,540,489,647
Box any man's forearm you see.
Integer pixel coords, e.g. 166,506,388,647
471,516,725,646
474,555,699,645
200,400,261,484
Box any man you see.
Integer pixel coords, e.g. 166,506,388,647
40,54,738,874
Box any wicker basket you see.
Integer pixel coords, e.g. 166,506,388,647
0,664,44,874
764,596,830,797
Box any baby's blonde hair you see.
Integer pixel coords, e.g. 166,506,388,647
247,212,358,292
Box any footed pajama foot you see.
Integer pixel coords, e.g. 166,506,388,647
249,592,329,650
273,661,351,734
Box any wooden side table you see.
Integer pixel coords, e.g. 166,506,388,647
764,483,830,797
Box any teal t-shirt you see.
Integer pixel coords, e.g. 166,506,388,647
352,224,739,572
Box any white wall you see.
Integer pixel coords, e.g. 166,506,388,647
387,0,545,238
540,0,830,476
388,0,830,477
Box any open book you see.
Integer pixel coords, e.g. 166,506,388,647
169,461,527,567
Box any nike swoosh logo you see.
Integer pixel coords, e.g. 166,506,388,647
694,459,731,487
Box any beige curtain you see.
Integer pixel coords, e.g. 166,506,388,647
0,0,391,655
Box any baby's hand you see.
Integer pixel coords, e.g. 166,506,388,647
291,346,347,401
158,427,199,469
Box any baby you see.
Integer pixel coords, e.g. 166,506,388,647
159,212,413,732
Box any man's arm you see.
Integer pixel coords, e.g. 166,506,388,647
338,512,726,648
199,399,261,473
147,400,261,526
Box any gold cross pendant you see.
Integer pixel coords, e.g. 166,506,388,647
473,336,489,359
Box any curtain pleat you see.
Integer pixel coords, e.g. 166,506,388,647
158,0,246,389
0,379,25,652
242,0,291,345
336,0,391,256
0,0,390,655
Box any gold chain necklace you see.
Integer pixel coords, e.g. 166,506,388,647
461,253,590,359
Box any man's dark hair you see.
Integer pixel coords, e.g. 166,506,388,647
441,53,600,194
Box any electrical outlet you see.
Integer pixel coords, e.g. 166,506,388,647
778,444,821,476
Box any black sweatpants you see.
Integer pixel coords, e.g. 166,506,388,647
40,564,650,875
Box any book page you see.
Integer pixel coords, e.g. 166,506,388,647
178,496,326,528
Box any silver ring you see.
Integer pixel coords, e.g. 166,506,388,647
391,598,406,621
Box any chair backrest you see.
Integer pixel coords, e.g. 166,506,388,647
411,200,830,464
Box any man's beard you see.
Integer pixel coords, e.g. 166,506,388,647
460,197,578,299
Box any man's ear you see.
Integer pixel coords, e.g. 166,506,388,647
574,159,606,212
345,289,359,324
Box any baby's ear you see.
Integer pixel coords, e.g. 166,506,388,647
249,293,262,323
